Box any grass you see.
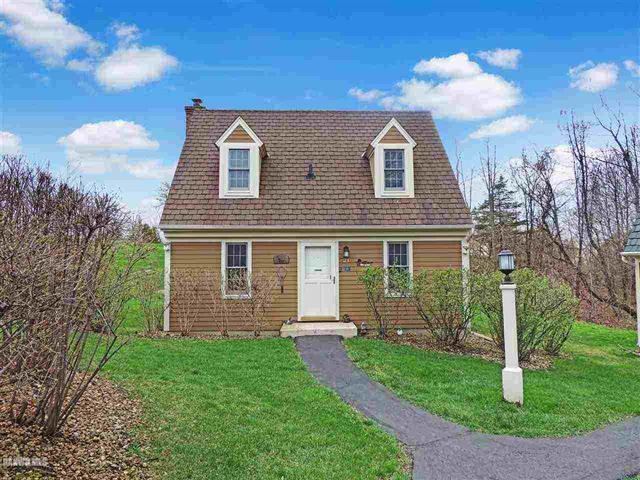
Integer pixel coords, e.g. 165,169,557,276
103,244,408,479
103,337,408,479
118,242,164,335
345,322,639,438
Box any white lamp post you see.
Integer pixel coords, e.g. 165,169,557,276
498,250,523,405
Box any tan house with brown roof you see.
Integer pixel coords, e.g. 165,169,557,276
159,100,472,336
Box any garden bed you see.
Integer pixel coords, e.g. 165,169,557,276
376,330,555,370
0,378,148,480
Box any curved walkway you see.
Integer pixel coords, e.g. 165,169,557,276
295,335,640,480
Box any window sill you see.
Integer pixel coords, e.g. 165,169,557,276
220,191,257,199
379,190,413,198
223,293,251,300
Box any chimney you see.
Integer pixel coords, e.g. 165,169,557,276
185,98,205,135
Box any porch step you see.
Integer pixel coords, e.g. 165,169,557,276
280,321,357,339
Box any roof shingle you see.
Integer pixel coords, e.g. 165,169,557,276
624,217,640,254
160,108,472,227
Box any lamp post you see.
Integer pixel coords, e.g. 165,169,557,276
498,250,523,405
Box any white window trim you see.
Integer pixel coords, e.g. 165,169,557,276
218,143,261,198
383,240,413,297
375,144,415,198
215,117,263,199
221,240,252,299
370,118,416,199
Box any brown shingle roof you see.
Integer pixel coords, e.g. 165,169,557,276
160,108,472,227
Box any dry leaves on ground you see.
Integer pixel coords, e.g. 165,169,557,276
0,377,149,480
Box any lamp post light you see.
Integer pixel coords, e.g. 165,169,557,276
498,249,523,405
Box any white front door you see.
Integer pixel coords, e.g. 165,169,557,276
300,242,337,319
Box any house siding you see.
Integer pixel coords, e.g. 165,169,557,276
380,126,407,143
168,239,462,333
338,240,462,329
225,125,253,142
169,241,297,332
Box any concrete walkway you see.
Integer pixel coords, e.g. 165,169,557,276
295,335,640,480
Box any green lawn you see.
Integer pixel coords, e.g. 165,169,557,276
345,322,639,437
103,336,408,479
102,244,409,479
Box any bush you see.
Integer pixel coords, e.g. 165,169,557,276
135,268,165,333
358,266,410,338
0,155,152,436
412,268,474,347
475,268,579,361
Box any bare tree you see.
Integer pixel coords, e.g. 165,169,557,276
0,155,152,436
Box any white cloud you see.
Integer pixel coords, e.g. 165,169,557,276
381,73,521,120
58,120,174,180
569,61,618,92
348,87,385,102
468,115,536,140
0,131,22,155
58,120,159,151
66,58,94,72
624,59,640,77
122,159,174,181
132,196,162,226
413,52,482,78
95,45,178,91
0,0,102,66
29,71,50,84
111,21,140,45
476,48,522,69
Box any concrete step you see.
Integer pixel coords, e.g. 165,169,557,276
280,321,357,339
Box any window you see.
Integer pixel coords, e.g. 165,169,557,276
215,117,263,199
384,149,405,191
228,149,250,190
223,242,250,297
384,241,412,295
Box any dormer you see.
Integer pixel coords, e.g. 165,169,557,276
365,118,417,198
215,117,265,198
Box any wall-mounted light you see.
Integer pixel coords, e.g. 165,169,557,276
343,245,350,259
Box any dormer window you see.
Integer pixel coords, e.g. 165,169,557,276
366,118,417,198
215,117,264,199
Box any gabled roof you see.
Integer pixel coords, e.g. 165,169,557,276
160,109,471,228
215,116,263,147
623,217,640,255
371,118,417,147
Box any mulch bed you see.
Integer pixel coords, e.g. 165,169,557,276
379,331,555,370
0,378,149,479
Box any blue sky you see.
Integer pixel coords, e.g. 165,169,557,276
1,0,638,222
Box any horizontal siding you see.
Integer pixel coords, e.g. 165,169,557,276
339,240,463,329
339,241,382,325
170,239,463,333
169,242,296,333
380,126,407,143
226,126,253,142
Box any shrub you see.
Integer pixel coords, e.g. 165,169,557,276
0,155,152,436
238,271,278,337
358,266,410,338
411,268,475,347
135,268,165,333
475,268,579,361
170,269,207,336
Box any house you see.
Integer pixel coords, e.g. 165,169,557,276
622,217,640,349
159,100,472,336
